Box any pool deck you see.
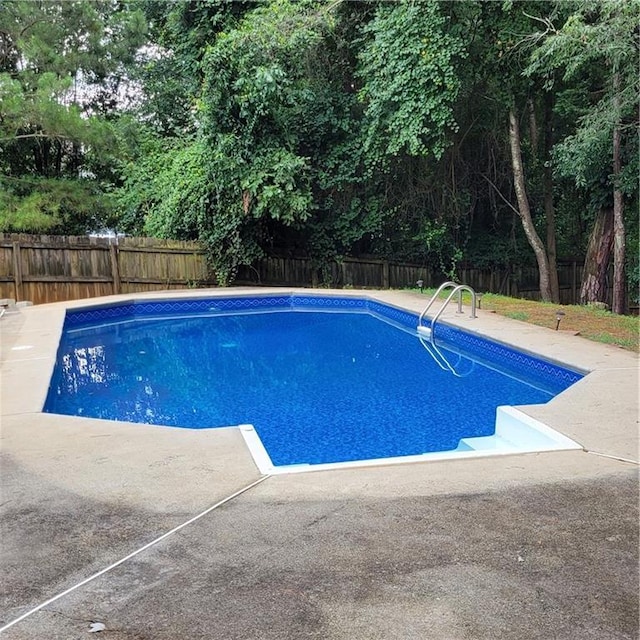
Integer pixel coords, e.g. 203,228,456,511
1,287,638,639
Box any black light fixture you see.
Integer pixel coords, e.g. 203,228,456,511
416,279,424,293
555,310,565,331
477,292,483,309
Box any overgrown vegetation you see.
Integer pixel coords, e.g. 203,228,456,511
1,0,638,307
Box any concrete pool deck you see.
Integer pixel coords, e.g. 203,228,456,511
1,288,638,638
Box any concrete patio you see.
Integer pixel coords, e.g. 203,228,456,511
1,288,638,639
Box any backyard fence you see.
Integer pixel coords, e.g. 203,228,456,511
0,234,211,305
235,255,589,306
0,233,597,306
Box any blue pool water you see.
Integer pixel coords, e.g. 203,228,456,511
45,296,582,467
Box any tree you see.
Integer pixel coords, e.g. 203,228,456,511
527,0,639,312
109,0,637,303
356,1,464,164
579,207,614,304
439,0,566,302
120,1,332,283
124,1,395,284
508,106,553,301
352,1,469,276
0,0,146,233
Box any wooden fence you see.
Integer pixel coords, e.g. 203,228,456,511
0,233,597,306
0,234,212,305
235,255,590,305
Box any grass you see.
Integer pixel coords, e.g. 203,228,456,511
419,289,639,352
504,310,529,322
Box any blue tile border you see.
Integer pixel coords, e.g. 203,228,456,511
432,323,582,393
64,302,136,327
367,300,417,329
62,294,583,393
291,295,368,311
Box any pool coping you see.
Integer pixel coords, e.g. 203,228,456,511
2,286,638,470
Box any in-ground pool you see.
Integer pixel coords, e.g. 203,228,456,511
44,295,584,473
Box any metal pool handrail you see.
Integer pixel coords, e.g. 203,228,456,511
417,281,459,328
417,283,477,341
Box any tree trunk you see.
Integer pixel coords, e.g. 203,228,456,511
41,138,50,177
508,107,553,302
611,71,626,314
580,207,614,305
527,98,539,153
55,140,63,177
543,92,560,303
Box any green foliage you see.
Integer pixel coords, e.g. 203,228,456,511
116,137,205,239
6,0,630,301
0,189,61,232
133,0,252,136
196,2,318,281
412,220,462,280
0,178,114,233
0,1,146,139
526,0,639,193
524,0,638,306
0,0,146,232
357,1,464,163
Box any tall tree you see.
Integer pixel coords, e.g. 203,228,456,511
527,0,639,312
447,0,566,302
508,106,553,301
0,0,146,232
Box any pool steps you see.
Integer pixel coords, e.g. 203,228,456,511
458,406,582,454
417,333,475,378
240,407,583,475
417,282,478,376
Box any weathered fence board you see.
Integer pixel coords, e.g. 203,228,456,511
0,233,605,307
0,234,212,304
236,255,604,305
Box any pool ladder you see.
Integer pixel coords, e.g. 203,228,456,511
417,281,477,339
416,282,477,377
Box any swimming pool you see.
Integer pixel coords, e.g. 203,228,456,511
44,294,583,473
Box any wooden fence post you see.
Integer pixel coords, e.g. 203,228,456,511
109,243,121,295
12,241,22,302
382,260,390,289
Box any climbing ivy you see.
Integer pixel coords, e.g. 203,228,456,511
357,1,465,164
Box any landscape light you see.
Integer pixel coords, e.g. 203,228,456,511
555,310,566,331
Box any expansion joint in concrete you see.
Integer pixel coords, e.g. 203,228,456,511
0,474,271,634
585,450,639,466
